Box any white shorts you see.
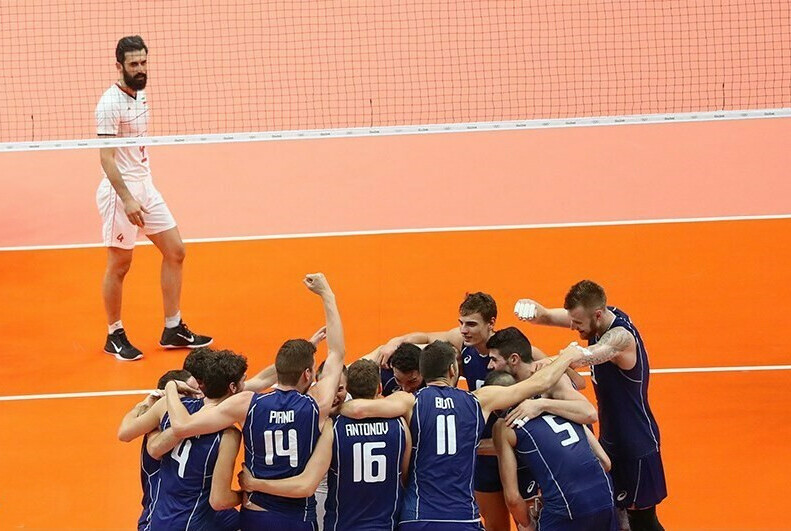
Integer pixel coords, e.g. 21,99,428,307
96,178,177,249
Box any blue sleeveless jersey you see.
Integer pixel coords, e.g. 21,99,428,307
152,398,239,531
401,385,485,524
380,368,400,397
460,344,491,391
324,416,407,531
514,413,614,519
138,435,160,531
589,307,661,459
243,389,321,521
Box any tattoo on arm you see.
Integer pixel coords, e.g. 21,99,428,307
571,327,634,368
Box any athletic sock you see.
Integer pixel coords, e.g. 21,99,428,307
108,320,124,334
165,311,181,329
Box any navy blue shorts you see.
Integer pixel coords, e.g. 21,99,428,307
609,451,667,509
474,455,502,492
399,522,484,531
213,508,241,531
537,507,617,531
240,508,317,531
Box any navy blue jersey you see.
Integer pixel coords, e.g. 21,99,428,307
324,416,407,530
460,344,491,391
243,389,321,522
380,368,400,397
401,385,485,524
589,307,661,459
138,435,160,531
152,398,238,531
514,413,613,519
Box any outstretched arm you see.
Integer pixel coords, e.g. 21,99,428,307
305,274,346,422
569,327,635,369
377,328,459,368
476,347,579,418
118,395,166,442
164,382,250,438
146,427,182,459
514,299,571,328
340,391,415,423
238,420,334,498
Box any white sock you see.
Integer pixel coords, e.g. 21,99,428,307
108,320,123,334
165,311,181,329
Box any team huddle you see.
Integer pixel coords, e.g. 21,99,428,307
119,275,667,531
102,34,666,531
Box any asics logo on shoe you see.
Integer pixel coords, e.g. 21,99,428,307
177,333,195,343
110,341,123,353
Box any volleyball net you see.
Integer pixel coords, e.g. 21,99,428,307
2,0,790,147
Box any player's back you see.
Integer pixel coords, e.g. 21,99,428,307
589,306,661,459
138,435,160,531
380,368,401,397
151,398,239,531
514,413,613,519
243,388,321,522
324,415,407,531
400,385,485,525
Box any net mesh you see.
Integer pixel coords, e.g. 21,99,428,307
2,0,790,143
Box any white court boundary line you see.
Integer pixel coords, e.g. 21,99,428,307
2,213,790,253
1,364,789,402
3,107,791,152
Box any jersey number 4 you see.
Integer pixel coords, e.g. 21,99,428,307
171,439,193,478
264,429,299,467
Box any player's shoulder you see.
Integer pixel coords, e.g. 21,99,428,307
97,84,124,106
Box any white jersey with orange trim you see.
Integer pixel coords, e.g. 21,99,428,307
95,83,151,182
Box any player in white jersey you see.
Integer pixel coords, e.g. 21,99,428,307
96,35,211,361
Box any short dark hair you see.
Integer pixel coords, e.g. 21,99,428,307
183,348,213,384
317,360,348,380
346,359,381,399
459,292,497,322
390,343,421,373
419,341,457,382
483,370,516,387
156,369,192,390
116,35,148,64
486,327,533,363
564,280,607,311
202,350,248,399
275,339,317,386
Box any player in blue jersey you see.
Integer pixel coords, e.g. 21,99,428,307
150,350,249,530
341,340,585,530
490,370,616,530
376,293,515,529
515,280,666,531
118,368,195,531
163,273,346,531
239,358,412,530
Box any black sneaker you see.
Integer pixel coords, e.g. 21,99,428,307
160,320,213,349
104,329,144,361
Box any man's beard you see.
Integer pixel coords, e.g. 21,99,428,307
123,68,147,90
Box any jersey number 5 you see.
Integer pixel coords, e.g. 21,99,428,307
542,415,580,447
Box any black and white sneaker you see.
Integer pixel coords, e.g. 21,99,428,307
160,320,213,349
104,329,144,361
